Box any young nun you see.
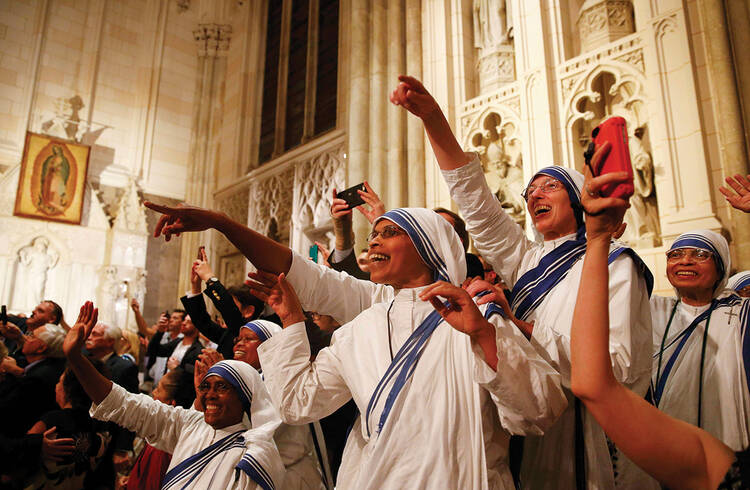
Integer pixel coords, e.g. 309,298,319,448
651,230,750,453
233,320,326,490
250,208,567,489
63,302,285,490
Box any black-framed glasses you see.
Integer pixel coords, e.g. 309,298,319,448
367,225,405,242
521,178,564,201
665,248,713,263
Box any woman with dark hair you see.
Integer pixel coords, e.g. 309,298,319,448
24,364,109,489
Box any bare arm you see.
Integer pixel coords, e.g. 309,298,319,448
144,202,292,274
63,302,112,405
130,299,156,338
390,75,471,170
570,171,734,490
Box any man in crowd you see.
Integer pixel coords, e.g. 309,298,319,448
0,300,64,366
84,322,139,487
145,309,185,387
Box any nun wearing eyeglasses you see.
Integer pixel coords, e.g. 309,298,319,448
249,208,566,490
650,230,750,454
63,302,285,490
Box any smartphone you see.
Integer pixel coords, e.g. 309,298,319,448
0,305,6,324
336,183,366,210
197,246,205,260
583,116,634,199
309,243,319,263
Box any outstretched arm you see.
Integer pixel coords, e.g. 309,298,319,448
390,75,471,170
570,170,734,490
144,202,293,274
64,302,112,404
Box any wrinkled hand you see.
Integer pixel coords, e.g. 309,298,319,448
246,270,305,327
63,302,98,358
0,321,23,341
355,181,386,224
389,75,441,120
144,202,221,242
419,281,492,338
581,143,630,242
719,174,750,213
41,426,75,463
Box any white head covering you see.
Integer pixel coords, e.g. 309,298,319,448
668,230,731,296
526,166,585,229
728,271,750,292
374,208,467,286
240,319,282,343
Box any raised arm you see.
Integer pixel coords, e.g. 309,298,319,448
63,302,111,404
570,171,734,490
130,299,156,339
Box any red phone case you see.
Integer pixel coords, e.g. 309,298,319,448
591,116,634,199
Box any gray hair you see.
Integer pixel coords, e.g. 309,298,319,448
37,324,66,359
98,323,122,351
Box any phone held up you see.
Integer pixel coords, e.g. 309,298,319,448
583,116,634,199
0,305,6,324
309,243,319,263
336,183,366,210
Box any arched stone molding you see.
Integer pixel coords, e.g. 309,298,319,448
248,168,295,248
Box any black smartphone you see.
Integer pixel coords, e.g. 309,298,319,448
336,183,366,210
0,305,6,324
309,244,319,263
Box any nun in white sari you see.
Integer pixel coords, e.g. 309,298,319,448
651,230,750,452
257,208,567,489
91,360,285,489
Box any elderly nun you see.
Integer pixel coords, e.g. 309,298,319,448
63,302,284,490
250,208,566,489
651,230,750,453
728,271,750,297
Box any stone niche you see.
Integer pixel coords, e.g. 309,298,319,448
577,0,635,54
473,0,516,93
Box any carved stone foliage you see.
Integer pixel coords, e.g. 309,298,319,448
193,24,232,57
578,0,635,54
248,169,294,246
112,178,147,234
215,186,250,256
464,107,525,226
567,66,661,246
293,146,346,232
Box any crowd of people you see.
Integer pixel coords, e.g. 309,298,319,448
1,75,749,489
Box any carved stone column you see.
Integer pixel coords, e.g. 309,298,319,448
473,0,516,93
577,0,635,54
178,23,232,294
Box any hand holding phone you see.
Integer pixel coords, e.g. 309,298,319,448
336,183,367,210
583,116,634,199
0,305,6,325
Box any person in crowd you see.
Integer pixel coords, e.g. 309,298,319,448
130,298,159,340
0,300,64,366
570,167,744,489
728,271,750,297
146,314,203,408
24,363,110,489
181,248,266,360
246,207,566,488
83,322,139,488
125,368,181,490
65,301,285,489
0,323,67,438
146,309,185,387
389,75,654,489
227,321,328,489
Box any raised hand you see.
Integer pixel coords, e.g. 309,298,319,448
355,181,386,224
719,174,750,213
464,277,534,338
63,302,98,358
419,281,490,338
246,271,305,327
330,188,353,220
314,241,332,268
130,298,140,313
581,143,631,242
41,426,75,463
198,348,224,370
389,75,441,120
144,202,221,242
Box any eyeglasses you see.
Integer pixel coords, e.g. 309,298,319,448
665,248,714,262
521,178,563,201
197,379,233,394
367,225,405,242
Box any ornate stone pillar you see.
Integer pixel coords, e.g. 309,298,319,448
178,23,232,294
473,0,516,93
577,0,635,54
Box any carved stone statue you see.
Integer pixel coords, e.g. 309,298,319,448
473,0,512,50
625,128,661,246
16,237,59,310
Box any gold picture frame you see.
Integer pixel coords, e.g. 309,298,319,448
14,132,91,225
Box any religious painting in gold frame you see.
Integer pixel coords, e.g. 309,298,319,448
14,132,91,225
